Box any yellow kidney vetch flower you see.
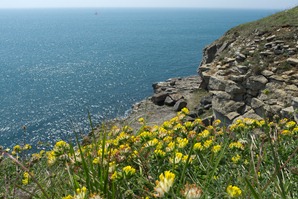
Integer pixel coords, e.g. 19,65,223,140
31,152,42,162
46,151,56,165
122,165,136,176
154,149,166,158
110,148,119,157
13,145,22,153
229,142,244,150
281,129,293,136
162,120,173,129
74,186,87,199
62,195,73,199
53,140,70,156
212,144,221,153
116,131,130,142
177,112,187,120
206,125,214,132
158,127,168,138
182,155,195,164
226,185,242,197
155,141,163,150
213,119,221,126
237,123,245,129
184,121,193,130
163,136,173,143
22,172,30,185
193,142,203,151
166,141,175,152
23,144,32,150
231,154,241,163
131,150,139,158
293,127,298,135
97,147,108,157
154,171,175,197
198,130,210,138
243,118,256,125
177,137,188,149
215,130,224,136
169,152,183,164
181,107,190,115
92,157,100,164
259,119,266,126
193,118,203,126
203,139,213,149
111,171,121,181
139,131,154,141
119,144,131,153
285,121,296,129
138,117,145,124
170,116,180,124
144,138,159,147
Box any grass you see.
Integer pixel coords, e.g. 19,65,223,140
227,6,298,39
0,108,297,198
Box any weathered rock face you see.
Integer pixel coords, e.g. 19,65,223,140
198,9,298,124
292,97,298,122
149,75,214,119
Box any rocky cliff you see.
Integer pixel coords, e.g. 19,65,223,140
198,6,298,124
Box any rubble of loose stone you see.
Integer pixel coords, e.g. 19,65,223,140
198,25,298,124
150,76,211,116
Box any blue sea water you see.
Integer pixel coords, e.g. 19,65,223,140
0,8,278,148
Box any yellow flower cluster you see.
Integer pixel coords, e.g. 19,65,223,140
22,172,30,185
193,142,203,151
231,154,241,163
226,185,242,197
154,149,166,158
212,144,221,153
230,118,265,132
198,129,210,138
154,171,175,197
62,186,88,199
53,140,70,155
229,142,244,150
30,150,45,162
285,121,296,129
123,165,136,177
11,144,32,155
203,139,213,149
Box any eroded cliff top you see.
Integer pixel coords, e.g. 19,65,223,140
198,6,298,124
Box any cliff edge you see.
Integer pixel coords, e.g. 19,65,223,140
198,6,298,124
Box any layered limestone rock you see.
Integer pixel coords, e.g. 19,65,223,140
198,7,298,124
150,76,212,118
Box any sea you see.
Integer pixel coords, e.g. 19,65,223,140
0,8,278,149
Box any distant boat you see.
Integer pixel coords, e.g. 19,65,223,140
94,11,98,15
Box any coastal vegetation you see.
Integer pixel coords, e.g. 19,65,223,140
1,6,298,199
1,108,297,198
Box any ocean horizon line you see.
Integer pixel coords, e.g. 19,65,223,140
0,7,282,11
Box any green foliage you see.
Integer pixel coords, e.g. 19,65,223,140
0,110,297,198
262,89,271,95
230,6,298,37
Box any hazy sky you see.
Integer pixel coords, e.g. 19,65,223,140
0,0,297,9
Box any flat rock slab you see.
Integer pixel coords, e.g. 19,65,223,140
287,58,298,65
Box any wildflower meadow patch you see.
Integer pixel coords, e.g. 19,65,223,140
0,108,297,198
